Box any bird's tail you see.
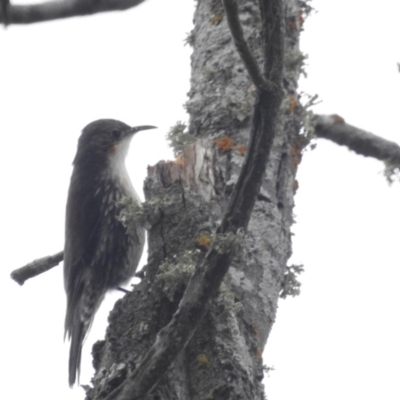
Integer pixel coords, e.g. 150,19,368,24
65,288,104,387
68,317,87,387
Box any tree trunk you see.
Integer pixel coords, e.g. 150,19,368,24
86,0,305,398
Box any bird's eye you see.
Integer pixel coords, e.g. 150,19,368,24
111,129,121,140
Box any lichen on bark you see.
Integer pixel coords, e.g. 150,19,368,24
87,1,306,399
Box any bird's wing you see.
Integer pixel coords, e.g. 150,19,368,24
63,169,104,336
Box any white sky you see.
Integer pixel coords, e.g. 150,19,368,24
1,1,399,399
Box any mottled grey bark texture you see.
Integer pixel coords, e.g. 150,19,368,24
86,1,305,399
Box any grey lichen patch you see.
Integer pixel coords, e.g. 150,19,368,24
280,264,304,298
167,121,197,156
383,160,400,185
224,173,240,196
262,364,275,377
117,197,144,231
184,30,195,47
301,105,317,140
117,196,167,231
237,85,257,122
301,94,322,135
107,362,127,386
218,281,243,315
281,92,320,152
213,229,245,255
91,362,127,399
156,251,198,302
285,48,307,80
229,267,254,294
300,0,314,17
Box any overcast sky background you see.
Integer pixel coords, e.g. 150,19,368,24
1,1,399,399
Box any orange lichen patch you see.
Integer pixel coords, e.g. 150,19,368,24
175,153,185,166
256,348,263,359
287,94,300,113
298,11,305,27
288,19,297,31
196,234,212,250
290,145,302,170
210,13,224,25
330,114,345,124
251,324,259,336
197,354,210,365
290,137,306,172
235,145,247,156
107,144,118,154
247,84,256,93
292,179,299,193
214,136,235,153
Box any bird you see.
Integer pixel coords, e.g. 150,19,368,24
63,119,156,386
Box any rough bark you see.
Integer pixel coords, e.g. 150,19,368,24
85,1,304,399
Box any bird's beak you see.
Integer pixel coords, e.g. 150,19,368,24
127,125,157,135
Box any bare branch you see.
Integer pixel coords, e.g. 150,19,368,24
10,251,64,285
222,0,269,91
314,114,400,164
261,0,284,83
220,0,283,232
1,0,9,26
1,0,145,25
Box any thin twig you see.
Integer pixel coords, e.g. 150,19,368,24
1,0,145,25
222,0,270,91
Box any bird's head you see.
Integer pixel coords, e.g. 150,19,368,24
73,119,156,167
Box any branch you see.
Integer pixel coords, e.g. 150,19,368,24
105,1,284,399
222,0,269,91
220,0,283,232
260,0,284,83
1,0,8,26
1,0,145,25
314,114,400,164
10,251,64,285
